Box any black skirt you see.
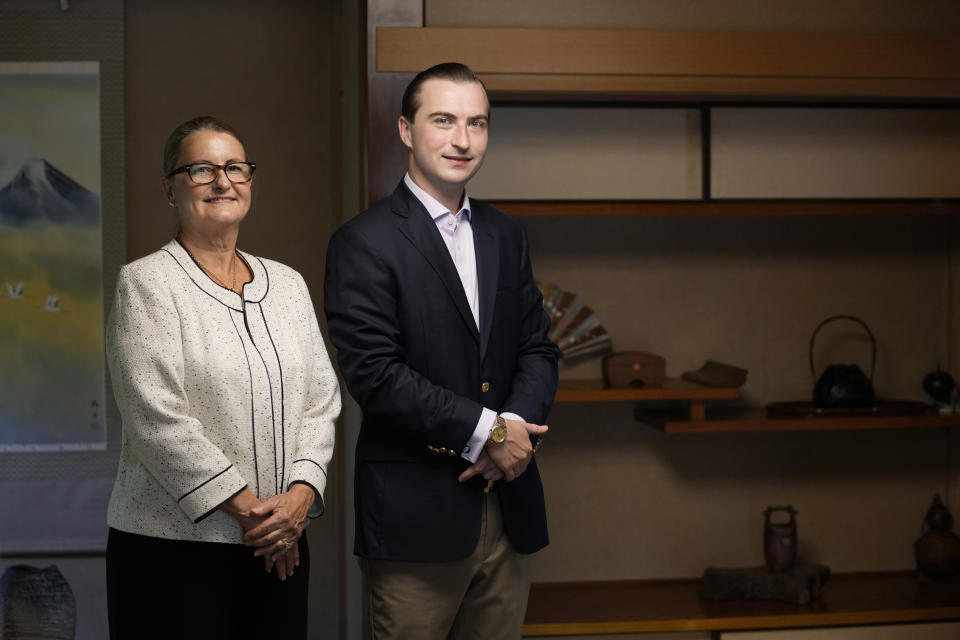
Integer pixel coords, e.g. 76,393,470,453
106,527,309,639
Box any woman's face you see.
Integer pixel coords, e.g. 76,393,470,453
162,130,251,233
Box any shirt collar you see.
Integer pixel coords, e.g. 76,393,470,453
404,173,472,222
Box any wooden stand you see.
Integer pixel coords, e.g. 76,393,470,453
700,564,831,605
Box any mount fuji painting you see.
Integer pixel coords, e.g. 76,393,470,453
0,62,106,450
0,158,100,227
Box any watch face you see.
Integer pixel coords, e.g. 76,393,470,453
490,416,507,444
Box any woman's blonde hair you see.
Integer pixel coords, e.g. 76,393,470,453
163,116,245,176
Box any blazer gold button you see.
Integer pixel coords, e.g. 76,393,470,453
481,382,490,393
448,450,456,457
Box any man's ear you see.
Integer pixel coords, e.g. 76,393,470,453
398,116,413,150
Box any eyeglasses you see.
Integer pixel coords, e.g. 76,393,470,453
167,161,256,185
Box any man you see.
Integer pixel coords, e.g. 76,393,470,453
324,62,559,639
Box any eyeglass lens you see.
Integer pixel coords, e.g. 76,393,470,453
188,163,254,184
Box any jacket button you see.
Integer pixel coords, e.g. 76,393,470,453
481,382,490,393
448,450,456,457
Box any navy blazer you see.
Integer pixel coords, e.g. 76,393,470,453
324,181,559,562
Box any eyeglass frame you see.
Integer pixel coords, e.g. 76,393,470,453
166,161,257,185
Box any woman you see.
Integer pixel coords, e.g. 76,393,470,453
105,116,339,637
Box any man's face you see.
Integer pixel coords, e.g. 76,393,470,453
399,78,489,203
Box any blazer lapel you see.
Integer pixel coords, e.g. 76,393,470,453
393,184,480,342
472,202,499,360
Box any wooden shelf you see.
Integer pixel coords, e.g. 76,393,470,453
647,410,960,434
491,199,960,217
522,572,960,636
556,379,739,421
556,382,960,431
556,379,739,403
377,27,960,102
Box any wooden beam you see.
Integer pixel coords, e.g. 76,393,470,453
491,200,960,217
377,28,960,101
480,74,960,103
378,28,960,79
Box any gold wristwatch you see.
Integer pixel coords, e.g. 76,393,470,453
487,414,507,446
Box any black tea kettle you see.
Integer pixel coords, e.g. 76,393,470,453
809,315,876,409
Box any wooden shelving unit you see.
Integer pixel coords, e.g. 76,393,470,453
370,18,960,638
522,572,960,636
491,199,960,217
556,379,739,421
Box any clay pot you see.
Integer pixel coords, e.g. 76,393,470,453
915,494,960,577
1,564,76,639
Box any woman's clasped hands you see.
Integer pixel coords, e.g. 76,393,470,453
224,484,316,580
245,484,315,580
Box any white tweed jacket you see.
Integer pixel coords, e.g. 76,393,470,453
105,240,340,544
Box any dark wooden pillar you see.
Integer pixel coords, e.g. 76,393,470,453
366,0,422,204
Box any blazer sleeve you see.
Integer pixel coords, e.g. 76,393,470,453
501,225,559,426
106,264,247,523
324,224,483,450
287,275,340,518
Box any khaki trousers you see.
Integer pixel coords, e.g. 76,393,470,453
361,492,531,640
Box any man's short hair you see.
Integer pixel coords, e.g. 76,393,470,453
401,62,488,122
